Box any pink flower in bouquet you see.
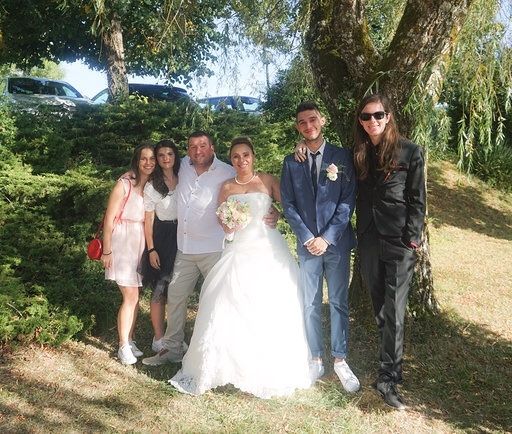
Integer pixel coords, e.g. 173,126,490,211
216,198,251,240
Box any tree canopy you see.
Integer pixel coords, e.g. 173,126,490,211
0,0,227,97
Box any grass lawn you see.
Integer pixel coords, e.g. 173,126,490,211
1,160,511,433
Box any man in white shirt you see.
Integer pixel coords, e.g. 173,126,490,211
143,131,277,365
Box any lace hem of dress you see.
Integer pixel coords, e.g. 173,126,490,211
169,370,311,400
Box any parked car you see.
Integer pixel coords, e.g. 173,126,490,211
2,76,91,109
91,83,190,104
197,96,262,113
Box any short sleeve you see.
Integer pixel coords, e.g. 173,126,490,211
143,182,159,212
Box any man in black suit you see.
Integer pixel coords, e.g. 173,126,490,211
353,94,426,410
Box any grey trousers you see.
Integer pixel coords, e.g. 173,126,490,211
162,250,222,351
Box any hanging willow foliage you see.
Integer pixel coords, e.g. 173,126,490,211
443,0,512,173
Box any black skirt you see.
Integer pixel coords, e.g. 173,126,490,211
139,217,178,290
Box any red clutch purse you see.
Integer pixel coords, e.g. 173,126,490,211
87,237,103,260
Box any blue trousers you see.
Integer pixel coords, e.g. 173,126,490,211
298,249,351,359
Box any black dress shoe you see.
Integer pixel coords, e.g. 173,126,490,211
372,380,407,410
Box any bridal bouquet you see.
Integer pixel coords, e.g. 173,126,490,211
216,198,251,241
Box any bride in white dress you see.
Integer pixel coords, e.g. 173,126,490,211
169,137,313,399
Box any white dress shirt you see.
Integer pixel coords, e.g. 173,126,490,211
176,155,236,254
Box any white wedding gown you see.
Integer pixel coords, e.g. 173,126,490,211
169,192,313,399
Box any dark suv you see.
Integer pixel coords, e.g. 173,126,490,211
92,83,190,103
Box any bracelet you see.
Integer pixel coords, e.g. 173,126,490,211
102,251,112,256
147,248,156,254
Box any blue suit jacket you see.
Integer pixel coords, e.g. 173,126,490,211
281,142,356,255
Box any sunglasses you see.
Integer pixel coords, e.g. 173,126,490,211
359,111,388,121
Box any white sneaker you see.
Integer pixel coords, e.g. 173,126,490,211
129,340,143,357
334,360,360,393
152,337,164,353
118,344,137,365
142,342,188,366
309,360,325,383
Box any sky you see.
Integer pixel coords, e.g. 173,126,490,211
62,54,277,100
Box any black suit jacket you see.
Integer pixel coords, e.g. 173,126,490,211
356,139,426,245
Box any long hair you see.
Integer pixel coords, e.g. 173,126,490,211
353,93,401,180
129,143,155,186
152,139,181,196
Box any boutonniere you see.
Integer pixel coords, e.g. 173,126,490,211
325,163,344,181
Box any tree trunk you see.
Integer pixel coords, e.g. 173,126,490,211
306,0,474,315
101,12,128,102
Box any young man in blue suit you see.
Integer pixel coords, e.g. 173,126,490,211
281,102,359,393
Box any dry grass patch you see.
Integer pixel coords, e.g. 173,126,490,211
428,160,512,339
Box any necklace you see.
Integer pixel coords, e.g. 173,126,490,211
235,173,256,185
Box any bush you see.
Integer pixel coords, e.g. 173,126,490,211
0,156,113,343
0,266,83,346
470,143,512,191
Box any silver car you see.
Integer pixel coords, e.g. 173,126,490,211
3,76,91,109
197,96,262,113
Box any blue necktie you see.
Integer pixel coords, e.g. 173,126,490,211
311,151,320,196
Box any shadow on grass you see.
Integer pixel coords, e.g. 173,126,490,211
407,312,511,432
348,300,512,432
428,164,512,240
0,346,142,432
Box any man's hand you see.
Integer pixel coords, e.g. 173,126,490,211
294,140,307,163
305,237,328,256
263,205,280,228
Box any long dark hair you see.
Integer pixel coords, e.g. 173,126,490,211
129,143,155,186
152,139,180,196
353,93,401,180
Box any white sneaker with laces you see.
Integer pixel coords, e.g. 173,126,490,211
152,337,164,353
129,340,143,357
309,360,325,383
334,360,360,393
142,342,188,366
118,344,137,365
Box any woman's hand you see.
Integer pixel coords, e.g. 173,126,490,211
221,222,236,235
101,251,112,269
149,250,161,269
263,205,280,228
294,140,308,163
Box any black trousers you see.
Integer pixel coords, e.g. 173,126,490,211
358,226,416,383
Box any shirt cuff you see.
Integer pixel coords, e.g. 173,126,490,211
304,237,314,246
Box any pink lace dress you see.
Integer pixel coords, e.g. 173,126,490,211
105,178,145,287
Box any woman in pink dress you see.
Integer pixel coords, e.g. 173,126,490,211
101,144,156,364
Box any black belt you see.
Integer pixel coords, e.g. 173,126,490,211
155,217,178,224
